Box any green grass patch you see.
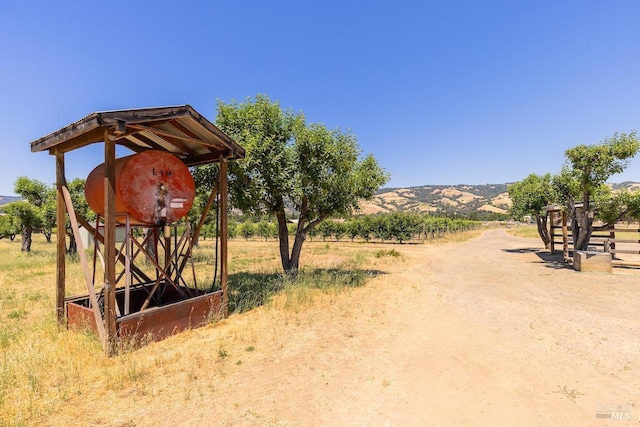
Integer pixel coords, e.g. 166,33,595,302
374,249,401,258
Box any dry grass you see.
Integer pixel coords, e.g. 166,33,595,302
0,229,481,426
506,224,541,239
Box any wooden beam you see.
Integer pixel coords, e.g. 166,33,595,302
127,124,206,147
32,116,102,153
219,157,228,318
192,182,219,243
55,151,66,325
103,130,118,355
183,152,230,167
562,211,568,261
62,186,106,345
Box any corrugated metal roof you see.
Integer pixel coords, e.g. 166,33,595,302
30,105,244,166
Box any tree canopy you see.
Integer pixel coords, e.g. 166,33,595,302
508,173,554,248
559,131,640,250
208,94,389,272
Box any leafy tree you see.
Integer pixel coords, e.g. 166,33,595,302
214,94,389,272
64,178,92,253
14,176,49,208
227,221,238,239
237,222,255,241
508,173,554,248
0,213,21,240
356,215,374,242
331,221,347,242
189,164,220,246
255,220,277,241
386,212,421,243
12,177,50,249
315,219,334,242
372,215,393,242
594,187,640,225
346,217,361,242
3,201,42,251
557,132,639,250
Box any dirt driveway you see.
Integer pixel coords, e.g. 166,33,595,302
58,229,640,426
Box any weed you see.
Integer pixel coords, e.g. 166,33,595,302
7,309,28,320
374,249,401,258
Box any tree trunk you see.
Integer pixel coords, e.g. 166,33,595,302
44,229,52,243
568,194,594,251
67,231,77,254
276,210,292,272
535,214,551,249
574,210,594,251
21,225,32,252
144,228,158,262
192,222,200,247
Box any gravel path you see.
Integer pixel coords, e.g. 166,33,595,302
54,229,640,426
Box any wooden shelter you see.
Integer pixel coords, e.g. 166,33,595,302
30,105,244,354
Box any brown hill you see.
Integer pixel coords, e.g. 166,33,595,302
359,184,511,216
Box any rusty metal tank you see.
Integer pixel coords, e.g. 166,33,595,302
85,150,195,225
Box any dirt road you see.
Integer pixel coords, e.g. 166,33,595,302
58,229,640,426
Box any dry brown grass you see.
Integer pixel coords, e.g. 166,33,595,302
0,229,481,426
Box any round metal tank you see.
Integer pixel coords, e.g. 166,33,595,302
85,150,195,225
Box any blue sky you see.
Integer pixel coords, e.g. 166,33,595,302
2,0,640,196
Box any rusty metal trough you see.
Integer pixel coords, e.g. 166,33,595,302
67,286,223,342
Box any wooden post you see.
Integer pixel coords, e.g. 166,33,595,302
549,210,555,253
220,157,228,317
103,130,117,355
562,211,568,261
609,229,616,252
55,151,66,325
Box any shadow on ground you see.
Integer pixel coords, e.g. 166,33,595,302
224,268,387,314
502,248,571,270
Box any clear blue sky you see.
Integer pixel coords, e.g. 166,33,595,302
2,0,640,196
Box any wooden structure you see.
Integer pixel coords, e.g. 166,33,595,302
30,105,244,354
543,205,569,261
543,204,640,268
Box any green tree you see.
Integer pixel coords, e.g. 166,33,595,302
0,213,21,240
372,214,393,242
256,220,277,241
65,178,92,253
386,212,421,243
508,173,554,248
189,164,220,246
316,220,334,242
557,132,640,250
3,201,42,251
214,95,389,272
237,222,255,241
605,189,640,223
11,177,53,251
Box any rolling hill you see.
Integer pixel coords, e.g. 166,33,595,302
358,184,512,215
0,196,21,207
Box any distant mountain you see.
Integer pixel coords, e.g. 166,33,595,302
359,182,640,216
0,195,21,206
359,184,512,216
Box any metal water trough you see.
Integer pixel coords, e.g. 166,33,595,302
66,285,223,342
